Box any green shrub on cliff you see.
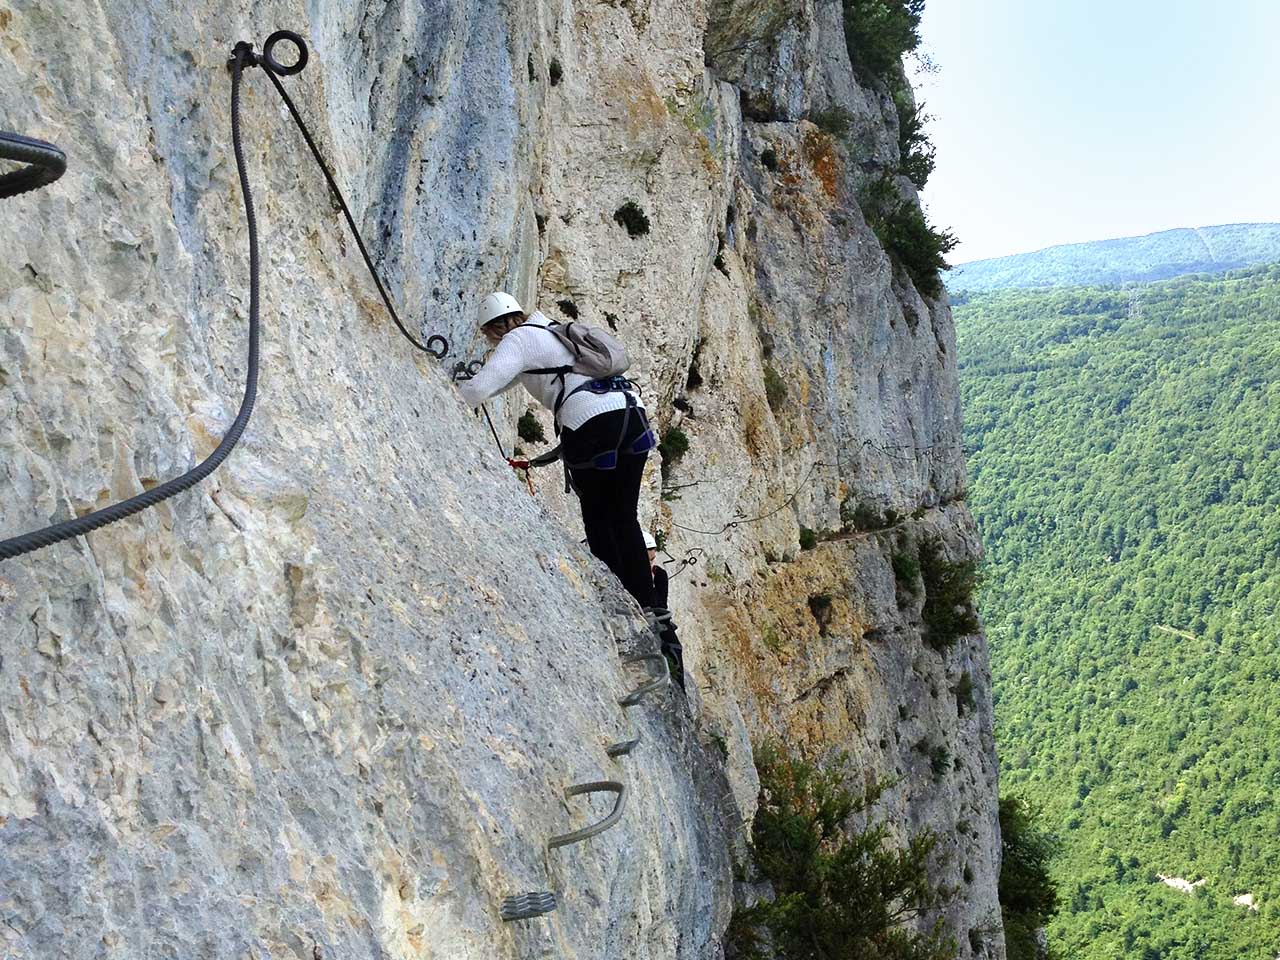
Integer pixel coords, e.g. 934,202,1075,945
842,0,926,85
919,538,980,651
860,176,958,298
763,364,787,411
999,796,1060,960
517,411,546,445
896,98,936,190
728,745,958,960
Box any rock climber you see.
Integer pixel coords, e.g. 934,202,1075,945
459,292,658,613
645,531,686,690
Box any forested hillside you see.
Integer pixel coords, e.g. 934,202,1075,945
947,224,1280,292
956,265,1280,958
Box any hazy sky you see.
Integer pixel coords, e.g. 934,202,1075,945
913,0,1280,264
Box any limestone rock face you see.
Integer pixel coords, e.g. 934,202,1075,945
1,0,1003,958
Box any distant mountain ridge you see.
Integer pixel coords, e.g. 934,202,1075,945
947,223,1280,292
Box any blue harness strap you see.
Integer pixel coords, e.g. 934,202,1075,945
564,385,652,472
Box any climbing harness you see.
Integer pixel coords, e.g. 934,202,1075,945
0,132,66,199
561,385,657,471
0,31,450,562
453,319,651,488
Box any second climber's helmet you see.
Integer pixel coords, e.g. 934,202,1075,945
479,291,523,328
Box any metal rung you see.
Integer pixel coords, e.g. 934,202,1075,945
500,891,557,921
547,780,626,850
606,736,641,758
618,652,670,707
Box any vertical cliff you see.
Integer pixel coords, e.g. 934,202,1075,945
0,0,1002,957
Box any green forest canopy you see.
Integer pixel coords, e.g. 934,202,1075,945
956,264,1280,959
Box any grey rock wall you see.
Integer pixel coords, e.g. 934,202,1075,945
1,0,1003,957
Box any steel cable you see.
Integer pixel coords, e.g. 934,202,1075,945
254,34,447,360
1,32,455,562
0,132,67,199
664,435,969,539
0,46,263,562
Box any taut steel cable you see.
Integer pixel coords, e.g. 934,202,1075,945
0,46,264,561
1,31,451,562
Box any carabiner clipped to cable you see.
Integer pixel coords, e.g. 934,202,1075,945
453,360,483,382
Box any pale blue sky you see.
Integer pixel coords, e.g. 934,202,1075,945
912,0,1280,263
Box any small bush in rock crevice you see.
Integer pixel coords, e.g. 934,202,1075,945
658,426,690,464
613,200,651,237
919,538,980,652
808,593,834,633
763,364,786,411
892,547,921,604
658,426,690,483
809,106,855,138
517,411,546,445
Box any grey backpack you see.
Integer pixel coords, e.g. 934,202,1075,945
527,321,634,424
530,321,630,379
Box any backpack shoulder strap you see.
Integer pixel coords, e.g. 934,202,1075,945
524,322,575,376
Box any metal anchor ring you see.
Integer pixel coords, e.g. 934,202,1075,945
426,334,449,359
262,30,309,76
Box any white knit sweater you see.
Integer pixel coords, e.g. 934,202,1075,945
458,312,642,430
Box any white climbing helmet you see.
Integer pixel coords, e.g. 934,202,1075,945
643,531,657,550
479,291,523,327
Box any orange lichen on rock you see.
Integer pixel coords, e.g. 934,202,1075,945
802,127,842,202
608,67,666,139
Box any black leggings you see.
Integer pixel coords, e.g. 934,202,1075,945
563,408,654,610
